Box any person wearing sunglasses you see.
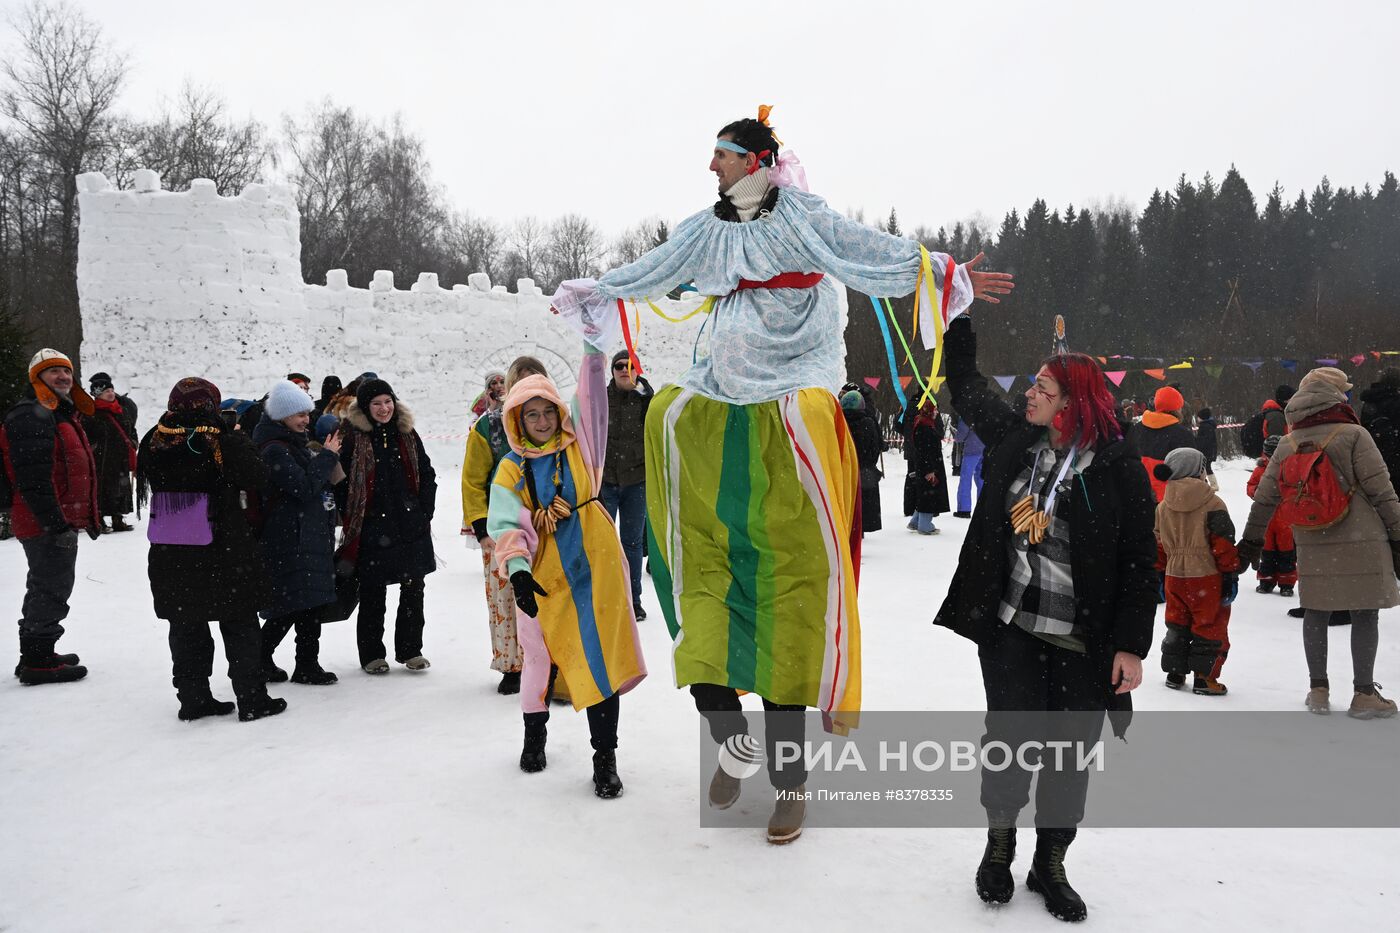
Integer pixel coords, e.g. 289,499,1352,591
602,350,653,621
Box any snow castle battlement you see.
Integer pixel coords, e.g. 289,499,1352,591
75,171,708,435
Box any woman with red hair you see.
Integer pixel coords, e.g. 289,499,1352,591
933,315,1158,923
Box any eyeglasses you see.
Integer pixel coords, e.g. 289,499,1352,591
522,410,557,424
613,362,632,372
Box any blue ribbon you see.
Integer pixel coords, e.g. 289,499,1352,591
869,296,908,409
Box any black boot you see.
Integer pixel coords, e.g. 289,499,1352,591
592,749,623,799
110,516,134,532
1026,829,1087,922
261,660,289,683
291,663,338,685
975,825,1017,904
497,671,521,695
16,638,87,686
237,686,288,722
177,684,236,721
520,713,548,773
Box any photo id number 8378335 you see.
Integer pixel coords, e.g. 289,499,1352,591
885,789,955,802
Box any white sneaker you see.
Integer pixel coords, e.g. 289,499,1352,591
400,656,431,672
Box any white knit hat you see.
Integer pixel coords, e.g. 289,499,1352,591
264,379,315,421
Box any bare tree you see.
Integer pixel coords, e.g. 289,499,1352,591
444,211,503,282
609,216,669,267
0,0,127,358
120,82,272,192
508,215,549,284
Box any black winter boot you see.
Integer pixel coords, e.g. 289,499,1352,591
520,713,548,773
177,684,236,721
975,825,1018,904
261,660,289,683
1027,829,1087,922
237,689,288,722
291,663,338,685
497,671,521,695
16,638,87,685
592,749,623,799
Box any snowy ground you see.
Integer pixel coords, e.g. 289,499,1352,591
1,451,1396,931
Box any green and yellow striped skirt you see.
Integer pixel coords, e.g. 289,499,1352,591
645,386,862,732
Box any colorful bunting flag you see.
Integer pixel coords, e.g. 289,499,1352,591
1144,368,1166,380
1206,365,1223,378
1105,371,1127,386
864,377,881,389
1315,358,1338,366
1245,361,1265,372
1168,361,1192,370
898,375,914,390
993,376,1017,392
1281,360,1297,372
1352,354,1367,366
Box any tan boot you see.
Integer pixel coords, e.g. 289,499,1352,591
1348,684,1398,720
767,784,807,845
1192,676,1228,696
1305,687,1331,715
708,765,741,810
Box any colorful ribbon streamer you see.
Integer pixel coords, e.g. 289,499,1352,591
868,295,908,409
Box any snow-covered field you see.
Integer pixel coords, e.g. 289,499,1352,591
2,452,1396,931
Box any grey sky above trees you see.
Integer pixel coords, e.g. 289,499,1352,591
79,0,1398,234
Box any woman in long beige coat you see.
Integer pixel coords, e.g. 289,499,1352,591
1241,367,1400,719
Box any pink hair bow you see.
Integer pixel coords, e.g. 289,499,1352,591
767,150,809,192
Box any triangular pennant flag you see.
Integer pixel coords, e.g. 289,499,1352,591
1168,361,1192,370
1027,375,1038,385
1143,368,1166,380
1105,371,1127,387
1351,354,1367,366
1245,361,1265,373
1097,356,1107,365
1372,352,1383,360
1205,365,1223,378
898,375,914,390
1315,358,1338,366
1281,360,1297,372
993,376,1017,392
864,377,881,389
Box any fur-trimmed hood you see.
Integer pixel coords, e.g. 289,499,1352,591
343,398,416,434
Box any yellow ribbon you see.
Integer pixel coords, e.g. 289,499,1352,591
640,296,714,323
911,245,945,404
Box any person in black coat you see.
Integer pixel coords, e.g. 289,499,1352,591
83,372,139,531
1194,407,1220,490
337,378,437,674
601,349,653,619
902,397,949,534
312,375,342,424
137,377,286,723
254,380,344,686
933,316,1157,922
840,389,885,533
1359,368,1400,483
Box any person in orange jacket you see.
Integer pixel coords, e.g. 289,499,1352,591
1132,386,1196,502
1247,435,1297,597
1154,447,1240,696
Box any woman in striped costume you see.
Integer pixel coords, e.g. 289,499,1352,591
488,347,647,799
551,109,1012,839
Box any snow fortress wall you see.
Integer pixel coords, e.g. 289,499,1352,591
74,171,717,435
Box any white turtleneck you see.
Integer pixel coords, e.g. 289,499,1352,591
722,167,772,222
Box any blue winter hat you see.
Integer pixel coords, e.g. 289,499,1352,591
314,414,340,443
264,379,315,421
840,390,864,411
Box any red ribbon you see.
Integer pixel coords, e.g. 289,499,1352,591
616,299,644,375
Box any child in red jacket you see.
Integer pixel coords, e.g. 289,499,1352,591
1154,448,1240,696
1247,435,1297,596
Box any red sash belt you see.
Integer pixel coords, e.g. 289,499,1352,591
735,271,825,291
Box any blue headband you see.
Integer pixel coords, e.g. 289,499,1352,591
714,139,749,155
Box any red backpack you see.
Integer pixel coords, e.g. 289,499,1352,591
1274,426,1352,529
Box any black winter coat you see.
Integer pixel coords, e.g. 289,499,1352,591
903,415,949,517
338,402,437,584
252,416,340,618
843,406,885,533
1359,382,1400,484
1194,416,1219,464
603,376,652,487
138,412,270,621
932,317,1159,735
83,397,137,516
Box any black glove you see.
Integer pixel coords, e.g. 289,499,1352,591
511,570,548,618
85,522,103,540
51,526,79,549
1236,539,1263,572
1221,572,1239,606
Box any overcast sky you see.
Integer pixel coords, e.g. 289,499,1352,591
54,0,1400,238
